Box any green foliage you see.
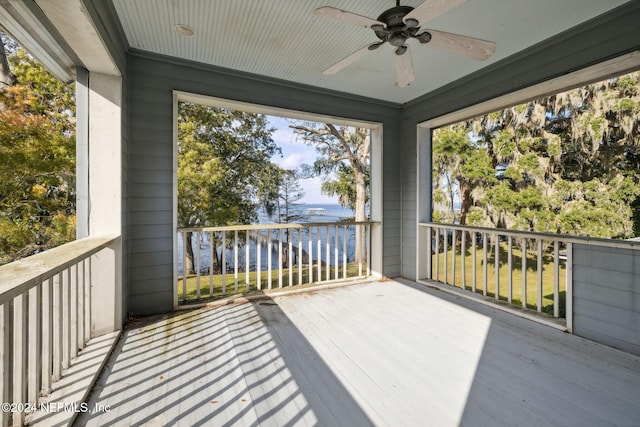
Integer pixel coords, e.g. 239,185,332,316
432,70,640,238
275,169,306,224
177,103,281,228
0,41,75,264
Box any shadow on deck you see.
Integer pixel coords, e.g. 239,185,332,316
75,280,640,426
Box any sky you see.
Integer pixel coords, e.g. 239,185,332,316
266,115,336,205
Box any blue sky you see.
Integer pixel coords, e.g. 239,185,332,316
266,115,336,204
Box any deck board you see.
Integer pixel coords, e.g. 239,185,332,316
79,280,640,426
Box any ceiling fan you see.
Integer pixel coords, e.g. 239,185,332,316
314,0,496,87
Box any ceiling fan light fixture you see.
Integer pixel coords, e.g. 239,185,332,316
174,24,195,37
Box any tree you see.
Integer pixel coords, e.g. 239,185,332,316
0,33,76,264
273,168,306,267
291,123,370,262
433,71,640,238
177,102,281,274
274,169,306,224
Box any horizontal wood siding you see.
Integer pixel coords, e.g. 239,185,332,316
399,2,640,281
128,53,402,315
573,244,640,355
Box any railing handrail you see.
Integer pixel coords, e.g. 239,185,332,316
420,222,640,250
178,220,378,233
0,235,120,303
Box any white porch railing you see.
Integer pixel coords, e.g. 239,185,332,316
418,223,572,324
176,221,373,305
0,235,121,427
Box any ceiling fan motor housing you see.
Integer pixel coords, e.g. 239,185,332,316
373,5,426,50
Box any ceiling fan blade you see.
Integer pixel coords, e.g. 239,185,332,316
323,43,377,75
404,0,468,26
314,6,386,29
426,29,496,60
394,46,415,88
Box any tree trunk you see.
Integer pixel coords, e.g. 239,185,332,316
459,182,472,226
0,36,17,90
184,231,196,275
354,169,366,264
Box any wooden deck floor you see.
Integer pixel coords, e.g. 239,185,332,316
77,279,640,426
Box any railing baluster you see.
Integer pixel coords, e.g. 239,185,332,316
308,227,313,284
522,238,527,309
317,226,323,282
84,258,91,343
334,225,339,280
209,231,214,296
471,232,477,292
62,268,70,370
451,228,456,287
298,228,303,285
460,230,466,289
257,230,262,290
246,232,251,292
427,226,433,280
77,260,85,351
222,230,227,294
267,228,273,289
495,233,500,300
71,263,78,359
326,225,331,280
342,225,347,279
553,240,560,318
234,230,239,293
482,233,488,296
42,278,53,395
566,243,573,332
367,224,371,277
507,236,513,304
443,228,448,285
278,229,283,288
435,227,440,282
0,303,10,427
182,231,187,303
12,294,27,427
196,231,201,299
358,224,363,277
289,230,294,287
28,284,42,404
537,238,543,312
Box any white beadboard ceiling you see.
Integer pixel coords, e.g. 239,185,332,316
112,0,631,104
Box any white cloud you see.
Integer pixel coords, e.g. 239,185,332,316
279,153,304,170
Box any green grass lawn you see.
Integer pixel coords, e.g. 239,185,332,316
430,241,567,317
178,261,367,304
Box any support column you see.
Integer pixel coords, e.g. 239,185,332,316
88,72,123,335
416,126,432,280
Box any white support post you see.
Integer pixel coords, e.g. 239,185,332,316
70,263,78,360
267,228,272,289
209,232,214,296
246,232,251,291
12,294,27,427
222,231,227,294
196,232,201,299
308,228,313,284
553,240,560,318
566,243,573,332
256,231,262,290
42,278,53,395
537,239,543,312
234,231,239,292
27,285,42,404
278,229,283,288
53,273,62,381
0,303,10,427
